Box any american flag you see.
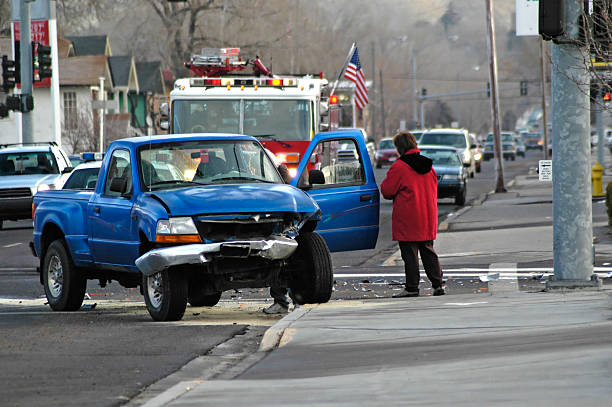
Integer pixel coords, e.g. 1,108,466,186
344,47,368,110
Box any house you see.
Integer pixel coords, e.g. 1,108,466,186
0,33,170,153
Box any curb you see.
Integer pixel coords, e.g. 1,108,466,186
258,305,311,352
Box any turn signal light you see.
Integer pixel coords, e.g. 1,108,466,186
155,234,202,243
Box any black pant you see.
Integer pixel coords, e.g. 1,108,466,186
399,241,443,291
270,286,290,307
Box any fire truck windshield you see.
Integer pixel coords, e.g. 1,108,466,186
172,99,311,141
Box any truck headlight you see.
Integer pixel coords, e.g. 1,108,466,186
156,217,202,243
462,151,471,163
36,183,56,193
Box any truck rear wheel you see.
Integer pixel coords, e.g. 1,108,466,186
42,240,86,311
143,270,188,321
289,232,333,304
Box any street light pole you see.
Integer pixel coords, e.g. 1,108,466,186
411,50,418,126
484,0,505,193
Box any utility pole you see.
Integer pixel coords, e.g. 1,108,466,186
484,0,505,193
20,0,33,144
540,39,550,160
98,76,105,152
411,49,418,126
379,69,386,139
547,0,600,288
371,42,377,141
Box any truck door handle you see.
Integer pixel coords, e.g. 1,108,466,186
360,194,372,202
93,206,100,213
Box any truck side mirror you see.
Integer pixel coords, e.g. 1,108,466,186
159,102,169,131
309,169,325,185
109,177,127,194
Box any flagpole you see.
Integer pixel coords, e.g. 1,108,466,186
330,42,356,96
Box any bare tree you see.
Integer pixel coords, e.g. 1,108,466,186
61,106,96,154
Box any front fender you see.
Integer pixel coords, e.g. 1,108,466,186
134,194,171,244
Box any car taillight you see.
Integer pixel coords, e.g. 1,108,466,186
32,202,35,220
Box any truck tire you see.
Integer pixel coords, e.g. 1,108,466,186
289,232,333,305
42,240,86,311
143,270,188,321
188,287,222,307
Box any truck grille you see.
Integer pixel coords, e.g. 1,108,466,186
0,188,32,198
196,213,295,242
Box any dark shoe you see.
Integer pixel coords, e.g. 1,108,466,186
433,287,446,296
392,289,419,298
262,302,289,314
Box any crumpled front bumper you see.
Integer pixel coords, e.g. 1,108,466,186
135,236,298,276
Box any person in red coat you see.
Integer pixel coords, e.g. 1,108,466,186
380,131,445,297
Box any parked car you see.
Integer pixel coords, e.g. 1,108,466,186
483,132,517,161
375,138,399,168
32,131,380,321
62,161,103,190
418,128,476,178
419,145,468,206
0,143,72,229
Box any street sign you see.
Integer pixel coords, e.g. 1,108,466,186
539,159,552,181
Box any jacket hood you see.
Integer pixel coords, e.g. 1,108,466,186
142,183,319,217
400,149,433,174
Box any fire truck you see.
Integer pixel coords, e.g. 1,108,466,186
159,48,339,178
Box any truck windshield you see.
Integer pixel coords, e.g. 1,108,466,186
0,151,59,175
172,99,311,141
139,139,283,190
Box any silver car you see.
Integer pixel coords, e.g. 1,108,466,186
0,143,72,229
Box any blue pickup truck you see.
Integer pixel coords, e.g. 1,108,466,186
32,131,379,321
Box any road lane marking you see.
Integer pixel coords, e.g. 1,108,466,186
2,243,22,248
486,263,519,292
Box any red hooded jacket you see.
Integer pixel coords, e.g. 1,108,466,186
380,148,438,242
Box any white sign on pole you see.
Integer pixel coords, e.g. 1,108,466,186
539,160,552,181
516,0,539,36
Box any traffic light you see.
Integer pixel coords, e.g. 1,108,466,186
32,42,52,81
604,92,611,102
421,88,427,97
520,80,528,96
1,56,18,92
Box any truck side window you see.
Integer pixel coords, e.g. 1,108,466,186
300,139,365,188
104,149,132,197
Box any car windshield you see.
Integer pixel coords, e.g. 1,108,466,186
421,149,461,166
0,151,59,176
420,133,467,148
487,133,514,142
139,139,283,190
63,168,100,190
172,99,311,141
379,139,394,149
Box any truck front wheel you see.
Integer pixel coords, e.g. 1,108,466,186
143,270,188,321
289,232,333,304
42,240,86,311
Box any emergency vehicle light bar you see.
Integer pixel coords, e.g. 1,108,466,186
190,77,297,88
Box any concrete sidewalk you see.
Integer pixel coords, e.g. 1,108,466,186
144,171,612,406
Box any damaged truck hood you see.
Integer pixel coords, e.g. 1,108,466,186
143,183,320,217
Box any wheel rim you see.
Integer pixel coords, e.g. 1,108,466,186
47,254,63,298
147,272,163,309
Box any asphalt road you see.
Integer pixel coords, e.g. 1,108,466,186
0,150,542,407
